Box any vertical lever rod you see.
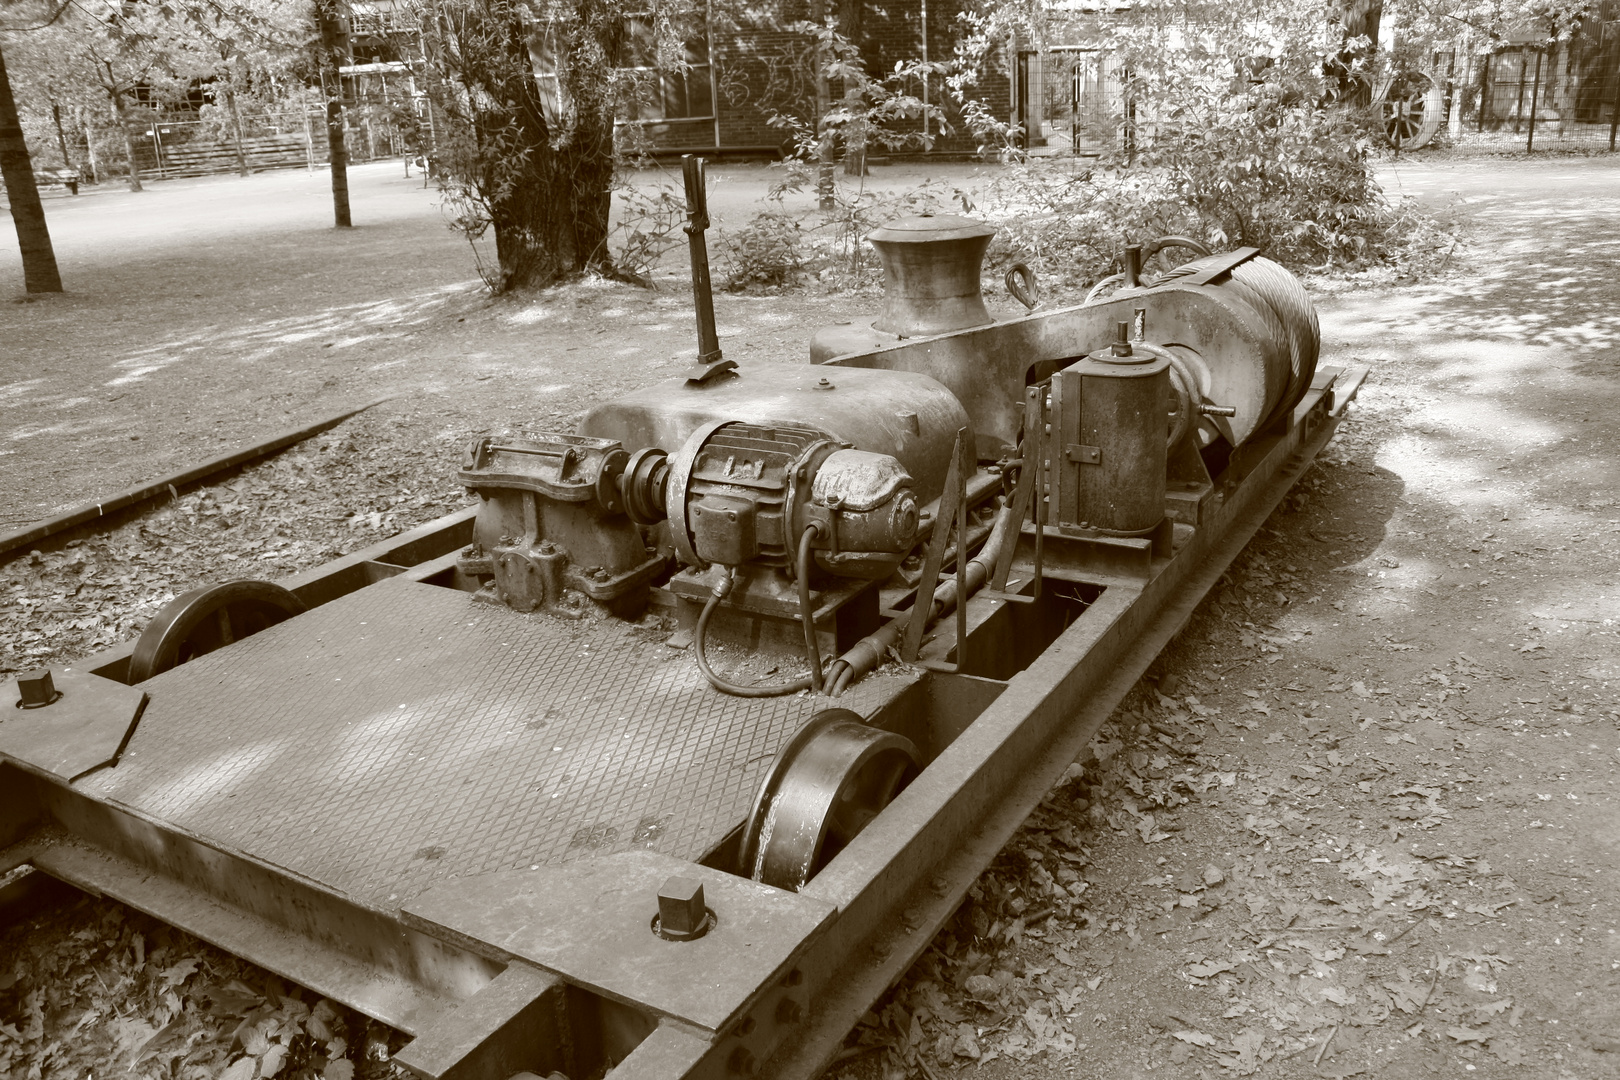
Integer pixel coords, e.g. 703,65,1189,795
901,430,966,664
682,156,722,364
953,436,969,672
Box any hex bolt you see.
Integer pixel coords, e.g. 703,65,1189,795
781,968,804,987
16,669,60,709
655,876,711,941
734,1016,756,1037
1111,321,1134,357
728,1047,759,1076
776,997,803,1025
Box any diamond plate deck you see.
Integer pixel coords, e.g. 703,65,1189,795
80,580,909,910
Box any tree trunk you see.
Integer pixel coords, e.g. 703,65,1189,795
315,0,352,227
80,113,100,184
0,43,63,292
104,69,144,192
50,101,71,169
465,9,617,290
1333,0,1383,107
809,0,836,207
226,83,249,177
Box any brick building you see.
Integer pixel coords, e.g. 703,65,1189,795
618,0,1014,156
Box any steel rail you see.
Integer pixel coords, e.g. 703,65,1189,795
0,397,393,559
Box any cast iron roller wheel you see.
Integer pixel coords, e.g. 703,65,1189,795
128,579,306,683
740,709,920,892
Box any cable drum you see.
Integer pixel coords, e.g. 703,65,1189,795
1152,253,1319,429
1228,256,1319,421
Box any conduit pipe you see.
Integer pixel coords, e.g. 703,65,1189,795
826,501,1018,697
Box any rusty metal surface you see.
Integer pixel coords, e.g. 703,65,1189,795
77,579,904,910
579,363,971,508
764,365,1369,1080
405,849,834,1034
0,671,147,782
827,286,1290,458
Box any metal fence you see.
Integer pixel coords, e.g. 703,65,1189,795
1029,40,1620,158
129,106,414,181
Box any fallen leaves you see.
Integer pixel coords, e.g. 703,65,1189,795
0,893,406,1080
1,417,471,676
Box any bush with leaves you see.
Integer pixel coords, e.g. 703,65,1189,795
720,210,805,291
1095,0,1424,270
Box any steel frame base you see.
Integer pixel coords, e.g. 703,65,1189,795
0,366,1365,1080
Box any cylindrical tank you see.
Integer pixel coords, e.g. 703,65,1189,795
866,214,997,338
1052,337,1170,536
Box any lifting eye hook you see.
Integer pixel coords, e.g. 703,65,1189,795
1005,263,1039,310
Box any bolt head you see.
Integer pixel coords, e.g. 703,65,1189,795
16,669,58,709
776,997,803,1025
656,876,709,940
728,1047,759,1076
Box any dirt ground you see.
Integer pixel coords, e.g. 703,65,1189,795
2,153,1619,1080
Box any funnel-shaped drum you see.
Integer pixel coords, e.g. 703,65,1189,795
867,215,997,339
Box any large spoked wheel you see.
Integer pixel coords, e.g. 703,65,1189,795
740,709,920,892
129,580,306,683
1382,73,1444,150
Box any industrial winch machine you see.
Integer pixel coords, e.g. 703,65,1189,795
2,160,1365,1080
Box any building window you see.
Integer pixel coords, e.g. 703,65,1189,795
618,16,713,122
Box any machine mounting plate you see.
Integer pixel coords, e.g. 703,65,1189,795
77,579,907,910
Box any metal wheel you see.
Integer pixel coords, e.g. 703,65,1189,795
1382,73,1444,150
129,580,306,683
740,709,920,891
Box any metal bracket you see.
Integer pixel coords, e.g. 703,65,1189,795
683,357,738,385
984,387,1043,605
901,430,969,664
1176,245,1261,286
1065,444,1100,465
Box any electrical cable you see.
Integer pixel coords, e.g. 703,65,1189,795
797,523,825,694
827,502,1017,698
693,568,819,699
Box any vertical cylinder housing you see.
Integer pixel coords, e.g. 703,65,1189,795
866,215,997,338
1051,342,1170,536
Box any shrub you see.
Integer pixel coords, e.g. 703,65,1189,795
722,211,806,291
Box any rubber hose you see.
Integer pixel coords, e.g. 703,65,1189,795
797,525,824,694
828,503,1018,697
694,573,816,698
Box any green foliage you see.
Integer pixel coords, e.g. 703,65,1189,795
720,210,804,291
768,21,947,174
1084,0,1445,272
968,164,1201,290
611,181,687,284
